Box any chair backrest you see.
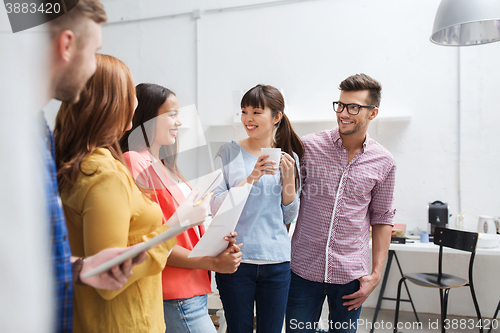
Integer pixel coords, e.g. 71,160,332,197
433,227,478,282
433,227,478,252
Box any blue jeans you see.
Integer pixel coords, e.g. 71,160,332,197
286,271,361,333
216,262,291,333
163,294,216,333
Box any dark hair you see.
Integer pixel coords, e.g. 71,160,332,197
120,83,184,181
339,73,382,107
55,54,135,192
49,0,107,46
241,84,304,191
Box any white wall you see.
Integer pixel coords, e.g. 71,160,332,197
0,12,53,333
53,0,500,317
99,0,500,228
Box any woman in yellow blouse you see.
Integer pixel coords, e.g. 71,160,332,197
54,54,211,333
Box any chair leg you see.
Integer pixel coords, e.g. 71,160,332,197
393,277,406,333
467,283,484,333
439,289,444,330
489,299,500,333
441,289,450,333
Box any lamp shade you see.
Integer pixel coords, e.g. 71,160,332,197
431,0,500,46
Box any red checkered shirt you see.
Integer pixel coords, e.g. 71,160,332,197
291,128,396,284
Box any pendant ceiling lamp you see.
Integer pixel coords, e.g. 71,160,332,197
431,0,500,46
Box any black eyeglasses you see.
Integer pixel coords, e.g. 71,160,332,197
332,101,376,115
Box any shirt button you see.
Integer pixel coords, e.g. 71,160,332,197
65,283,70,289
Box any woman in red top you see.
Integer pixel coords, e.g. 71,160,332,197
120,83,242,333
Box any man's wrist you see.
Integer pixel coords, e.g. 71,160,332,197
370,270,382,282
72,257,87,285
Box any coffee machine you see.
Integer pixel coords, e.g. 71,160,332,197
428,200,449,236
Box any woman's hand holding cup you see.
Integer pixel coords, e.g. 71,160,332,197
280,152,295,179
246,154,278,184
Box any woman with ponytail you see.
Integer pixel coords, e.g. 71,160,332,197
211,84,304,332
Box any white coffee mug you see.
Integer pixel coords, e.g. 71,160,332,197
261,148,281,173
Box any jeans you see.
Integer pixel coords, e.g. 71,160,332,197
286,271,362,333
163,294,216,333
216,262,291,333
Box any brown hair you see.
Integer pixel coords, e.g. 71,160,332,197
54,53,136,192
49,0,107,46
241,84,304,190
339,73,382,107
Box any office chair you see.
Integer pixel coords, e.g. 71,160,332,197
489,301,499,333
393,227,482,333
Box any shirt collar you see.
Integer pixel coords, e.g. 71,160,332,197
330,127,342,146
362,132,370,152
330,127,370,153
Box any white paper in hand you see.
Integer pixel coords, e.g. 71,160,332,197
188,183,252,258
166,169,223,228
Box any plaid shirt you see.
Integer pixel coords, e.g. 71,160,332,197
291,128,396,284
38,112,73,333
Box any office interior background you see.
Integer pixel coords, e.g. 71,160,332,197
1,0,500,331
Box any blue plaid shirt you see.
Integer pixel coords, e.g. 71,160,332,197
38,112,73,333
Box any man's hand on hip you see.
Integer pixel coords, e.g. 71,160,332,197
341,273,381,311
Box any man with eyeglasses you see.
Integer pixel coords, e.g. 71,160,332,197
286,74,396,332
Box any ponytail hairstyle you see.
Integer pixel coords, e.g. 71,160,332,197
241,84,304,191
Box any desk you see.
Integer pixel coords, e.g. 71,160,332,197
370,240,500,333
383,240,500,256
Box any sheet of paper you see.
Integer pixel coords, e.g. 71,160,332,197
188,183,252,258
166,168,223,227
192,168,223,202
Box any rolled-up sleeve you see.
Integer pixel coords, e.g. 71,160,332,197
282,196,299,224
369,163,396,226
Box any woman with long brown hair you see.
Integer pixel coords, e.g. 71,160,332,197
54,54,210,333
211,84,304,332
